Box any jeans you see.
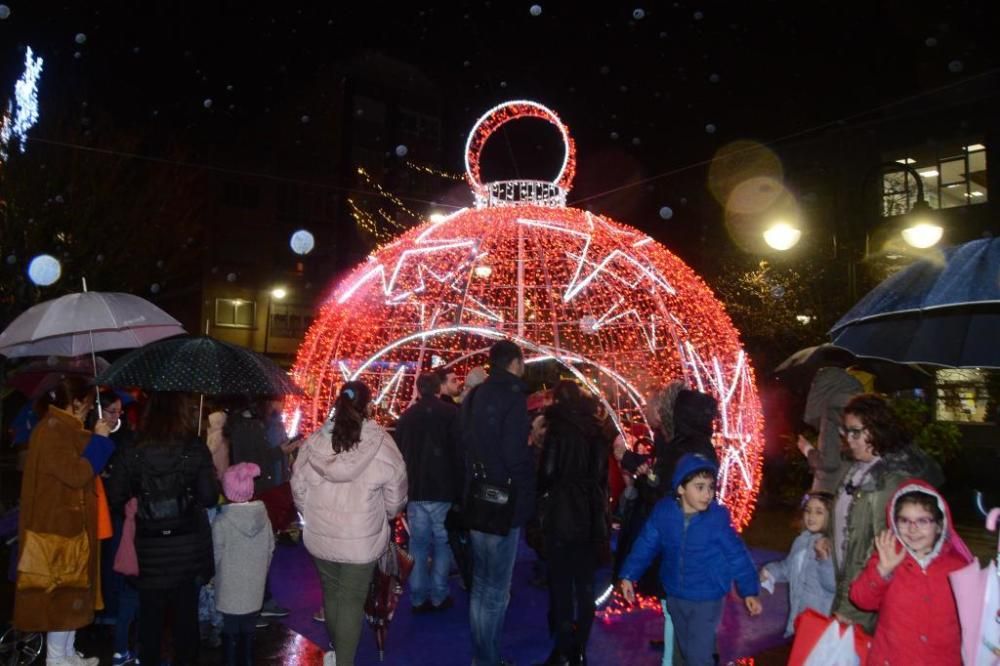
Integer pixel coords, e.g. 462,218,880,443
114,577,140,655
407,501,453,606
469,528,520,666
664,596,723,666
313,557,376,666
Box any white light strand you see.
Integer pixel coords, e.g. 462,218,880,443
12,46,43,154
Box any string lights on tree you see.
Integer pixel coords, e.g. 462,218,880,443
287,100,765,529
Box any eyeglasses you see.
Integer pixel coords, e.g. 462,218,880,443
838,426,866,440
896,516,937,530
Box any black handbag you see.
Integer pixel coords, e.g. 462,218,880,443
463,462,516,536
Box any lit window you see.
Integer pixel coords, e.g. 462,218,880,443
935,369,992,423
215,298,256,328
882,143,987,217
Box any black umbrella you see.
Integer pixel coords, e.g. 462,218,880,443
830,237,1000,368
773,343,931,393
97,336,303,396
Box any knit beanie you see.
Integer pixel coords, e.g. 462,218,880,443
223,462,260,503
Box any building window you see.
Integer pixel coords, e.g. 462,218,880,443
882,143,987,217
935,368,991,423
269,304,313,339
215,298,256,329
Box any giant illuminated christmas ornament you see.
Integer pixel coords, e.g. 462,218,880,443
288,100,765,528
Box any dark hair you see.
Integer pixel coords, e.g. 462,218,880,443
330,381,371,454
801,491,834,537
416,372,442,399
33,375,94,416
488,340,522,374
894,490,944,525
98,389,122,411
843,393,908,456
435,367,457,382
679,468,715,488
553,380,582,407
140,392,197,443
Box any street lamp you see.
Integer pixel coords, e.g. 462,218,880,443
265,287,288,354
883,163,943,249
763,221,802,251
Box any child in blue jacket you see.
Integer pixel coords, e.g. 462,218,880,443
620,453,761,666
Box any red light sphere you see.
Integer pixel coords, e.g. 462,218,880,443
287,101,764,529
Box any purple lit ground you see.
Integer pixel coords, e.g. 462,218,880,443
266,537,792,665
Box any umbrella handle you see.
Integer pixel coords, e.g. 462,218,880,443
987,508,1000,533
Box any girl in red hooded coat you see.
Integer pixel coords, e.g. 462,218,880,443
849,479,974,666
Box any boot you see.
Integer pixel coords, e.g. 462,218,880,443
237,631,254,666
221,633,238,666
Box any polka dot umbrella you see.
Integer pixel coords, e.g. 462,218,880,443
97,336,303,397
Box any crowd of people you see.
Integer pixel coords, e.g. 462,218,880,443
8,340,978,666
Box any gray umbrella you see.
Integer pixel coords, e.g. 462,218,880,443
97,336,303,396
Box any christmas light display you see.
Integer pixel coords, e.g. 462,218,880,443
288,100,765,528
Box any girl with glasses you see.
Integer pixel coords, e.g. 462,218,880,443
849,482,973,665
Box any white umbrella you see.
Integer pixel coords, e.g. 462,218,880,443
0,285,186,417
0,291,185,358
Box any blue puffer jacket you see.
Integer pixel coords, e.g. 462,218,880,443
619,497,760,602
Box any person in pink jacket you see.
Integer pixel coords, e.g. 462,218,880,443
291,381,408,666
849,478,974,666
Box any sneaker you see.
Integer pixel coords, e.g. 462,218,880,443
322,651,337,666
112,652,138,666
49,654,99,666
312,608,325,623
255,617,270,629
432,596,454,611
260,602,290,618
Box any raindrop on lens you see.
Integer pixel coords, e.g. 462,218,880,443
203,98,213,108
925,37,937,47
633,8,645,20
705,123,717,134
75,33,87,44
659,206,674,220
150,283,161,294
395,145,408,157
290,229,315,255
226,272,237,283
27,255,62,286
529,4,542,16
771,286,785,299
5,254,16,265
948,60,963,73
0,5,10,19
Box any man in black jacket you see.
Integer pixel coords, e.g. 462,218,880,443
461,340,533,666
395,372,462,611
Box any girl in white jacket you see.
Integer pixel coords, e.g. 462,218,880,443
292,381,408,666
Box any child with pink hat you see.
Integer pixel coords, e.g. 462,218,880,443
212,462,275,665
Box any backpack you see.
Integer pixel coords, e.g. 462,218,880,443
134,447,198,536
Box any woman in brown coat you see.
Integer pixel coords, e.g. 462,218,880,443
14,376,114,666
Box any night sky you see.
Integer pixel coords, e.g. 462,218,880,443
2,1,999,245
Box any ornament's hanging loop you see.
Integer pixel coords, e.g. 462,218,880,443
464,100,577,207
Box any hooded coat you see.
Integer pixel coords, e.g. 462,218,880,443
849,480,973,666
620,454,760,602
803,368,863,493
212,500,274,615
291,419,407,564
654,390,719,486
830,444,942,633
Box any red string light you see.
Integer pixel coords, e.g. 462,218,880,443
287,101,765,530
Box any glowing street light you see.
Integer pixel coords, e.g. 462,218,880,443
271,287,287,300
763,221,802,251
901,199,943,249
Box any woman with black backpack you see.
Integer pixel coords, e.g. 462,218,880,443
535,381,610,666
108,392,219,666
